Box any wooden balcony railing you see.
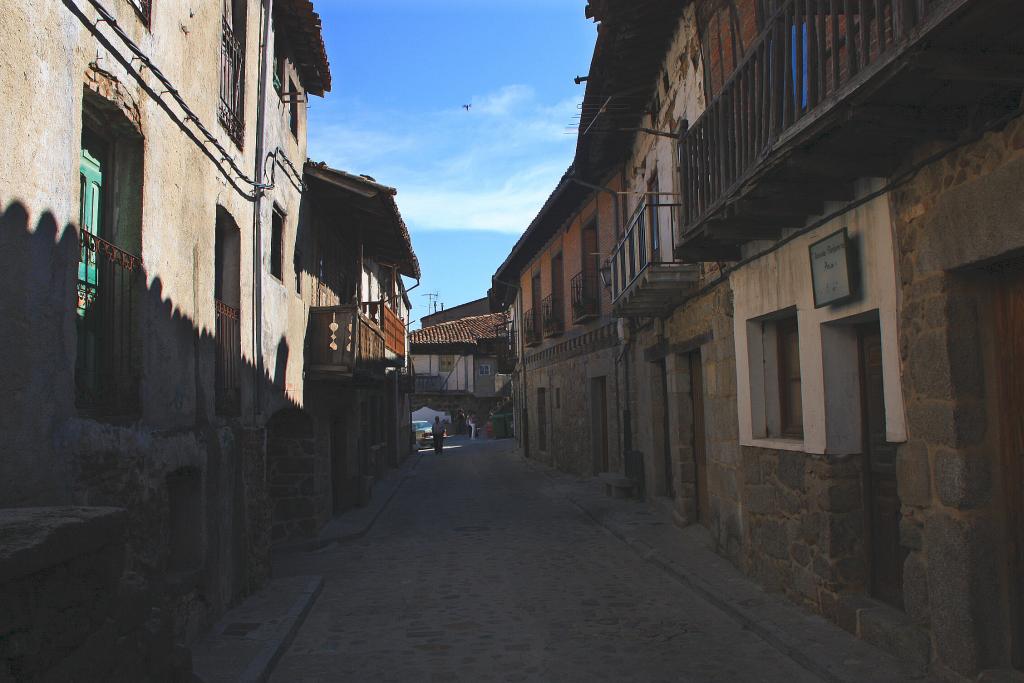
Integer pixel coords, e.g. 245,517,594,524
570,269,600,323
523,309,541,346
215,300,241,416
541,294,564,337
360,300,406,362
76,228,142,416
679,0,950,238
219,17,245,146
381,303,406,359
307,305,386,377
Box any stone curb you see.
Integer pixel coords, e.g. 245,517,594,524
526,457,931,683
192,575,324,683
272,452,424,554
240,575,323,683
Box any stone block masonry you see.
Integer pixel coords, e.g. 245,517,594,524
0,508,191,681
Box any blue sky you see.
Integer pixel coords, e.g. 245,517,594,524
307,1,597,327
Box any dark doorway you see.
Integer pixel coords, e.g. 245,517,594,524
659,359,675,498
331,414,350,514
995,270,1024,670
689,352,710,525
537,388,547,452
591,376,609,473
858,324,905,609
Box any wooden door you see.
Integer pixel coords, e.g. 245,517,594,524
995,272,1024,670
537,388,547,452
659,360,675,498
859,324,905,609
690,352,710,524
331,416,349,514
591,376,609,473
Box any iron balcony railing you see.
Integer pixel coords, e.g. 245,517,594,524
679,0,947,236
523,309,541,346
307,305,386,376
215,299,241,416
541,294,564,337
76,228,142,416
570,269,600,323
219,17,245,146
611,200,680,302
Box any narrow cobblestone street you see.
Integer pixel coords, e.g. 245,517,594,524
271,438,901,682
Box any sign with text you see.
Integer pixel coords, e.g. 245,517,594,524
809,228,854,308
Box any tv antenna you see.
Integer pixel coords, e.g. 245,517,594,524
422,291,442,314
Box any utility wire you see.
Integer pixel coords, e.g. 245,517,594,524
69,0,262,199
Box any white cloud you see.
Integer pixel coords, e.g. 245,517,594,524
309,84,580,234
471,85,534,116
397,162,567,233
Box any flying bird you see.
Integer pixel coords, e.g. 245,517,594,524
463,104,472,111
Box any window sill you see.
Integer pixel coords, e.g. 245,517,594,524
743,436,806,452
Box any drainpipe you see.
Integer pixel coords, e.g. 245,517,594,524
252,0,274,419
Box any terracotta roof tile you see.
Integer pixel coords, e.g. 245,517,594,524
410,313,508,348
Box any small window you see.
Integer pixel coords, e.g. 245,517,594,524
273,30,286,94
289,78,299,138
439,355,455,373
478,363,492,376
270,208,284,280
648,173,660,258
776,316,803,438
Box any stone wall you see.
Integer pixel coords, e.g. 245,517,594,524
525,332,620,476
629,283,744,562
56,419,268,645
740,449,866,610
267,409,329,544
0,508,190,681
887,114,1024,678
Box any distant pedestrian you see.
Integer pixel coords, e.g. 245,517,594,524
432,416,445,454
468,413,477,439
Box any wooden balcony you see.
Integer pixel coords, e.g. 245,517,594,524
611,201,699,317
362,300,406,366
677,0,1024,259
306,305,386,380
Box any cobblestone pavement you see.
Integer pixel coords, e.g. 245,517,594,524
271,438,836,682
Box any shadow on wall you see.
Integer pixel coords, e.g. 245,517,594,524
0,197,312,677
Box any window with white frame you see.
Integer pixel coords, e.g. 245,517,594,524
478,363,492,376
747,310,804,440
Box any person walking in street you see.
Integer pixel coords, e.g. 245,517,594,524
432,416,445,455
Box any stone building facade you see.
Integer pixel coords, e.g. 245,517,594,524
492,173,624,476
495,0,1024,679
0,0,418,677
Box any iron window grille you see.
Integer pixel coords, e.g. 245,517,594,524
219,16,245,147
76,227,143,416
